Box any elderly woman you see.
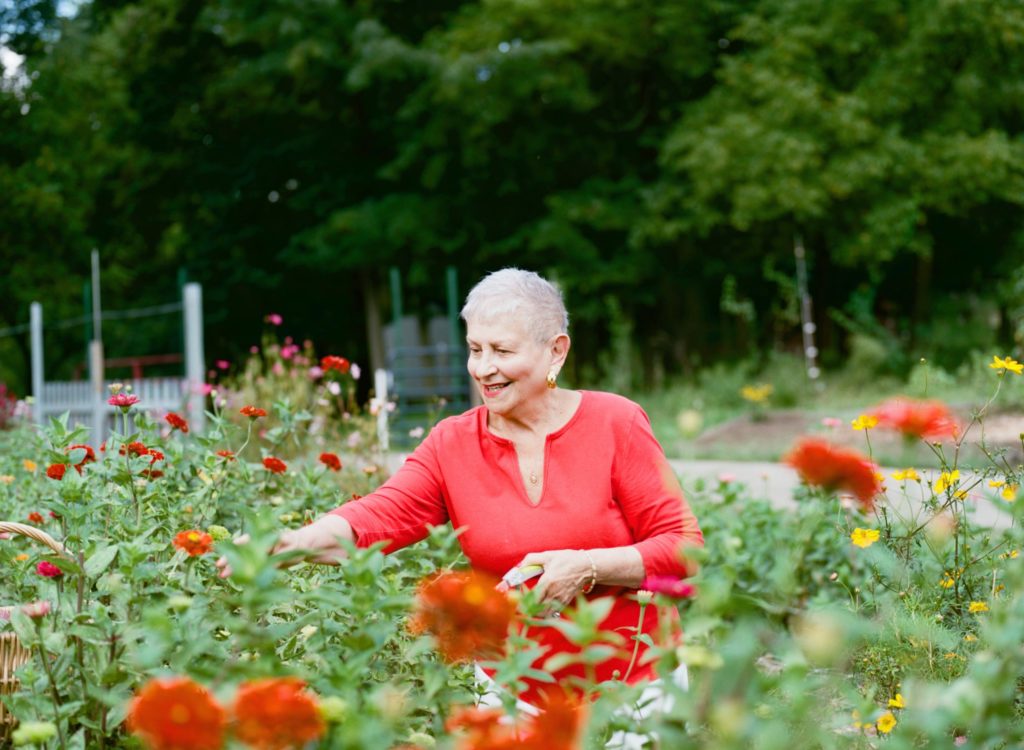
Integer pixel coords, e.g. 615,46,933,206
269,268,702,704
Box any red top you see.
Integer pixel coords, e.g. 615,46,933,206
331,390,703,702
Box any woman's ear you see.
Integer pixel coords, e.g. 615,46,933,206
550,333,571,367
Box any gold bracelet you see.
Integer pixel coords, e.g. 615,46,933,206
581,549,598,594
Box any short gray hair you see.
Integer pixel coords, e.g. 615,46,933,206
461,268,569,343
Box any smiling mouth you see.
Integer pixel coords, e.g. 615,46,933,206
482,382,510,395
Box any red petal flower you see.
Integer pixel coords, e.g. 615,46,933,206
870,398,959,441
216,450,236,461
45,464,67,481
318,452,341,471
240,406,268,419
320,356,350,374
640,575,696,599
27,511,45,525
165,412,190,433
262,456,287,475
66,444,96,471
173,530,214,556
36,561,63,578
127,677,226,750
108,393,140,408
232,677,325,750
785,438,881,511
120,441,150,457
410,570,515,663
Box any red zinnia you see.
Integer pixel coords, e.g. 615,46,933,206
66,444,96,473
640,575,697,600
36,561,63,578
108,393,141,409
409,570,515,663
240,406,268,419
173,530,214,556
785,438,881,511
262,456,287,475
870,398,959,441
318,452,341,471
232,677,325,750
120,441,150,458
45,463,67,480
320,356,350,374
216,450,236,462
165,412,190,433
127,677,226,750
27,511,45,525
448,692,584,750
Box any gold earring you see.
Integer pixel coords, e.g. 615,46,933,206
546,370,557,389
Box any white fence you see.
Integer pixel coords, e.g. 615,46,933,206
31,283,206,445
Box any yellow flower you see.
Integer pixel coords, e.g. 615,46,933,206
990,355,1024,375
23,459,37,473
876,711,897,734
989,479,1006,488
740,383,773,403
892,468,920,481
969,601,989,614
944,652,961,660
0,475,13,484
850,528,880,548
964,634,978,642
15,553,29,562
940,574,955,589
934,470,960,494
1001,485,1018,502
888,693,905,709
851,414,879,430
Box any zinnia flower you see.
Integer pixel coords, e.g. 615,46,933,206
127,677,226,750
876,711,897,734
66,444,96,472
232,677,325,750
409,570,515,663
240,405,268,419
21,600,51,619
318,452,341,471
173,530,214,556
264,313,283,326
216,450,236,461
27,511,45,525
45,463,67,480
785,438,881,511
869,398,959,441
165,412,189,433
447,692,583,750
640,575,696,599
36,561,62,578
108,393,141,409
320,356,350,374
262,456,287,475
120,441,150,457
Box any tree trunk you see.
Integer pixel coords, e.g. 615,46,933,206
360,269,387,374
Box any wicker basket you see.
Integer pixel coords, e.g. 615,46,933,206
0,522,68,727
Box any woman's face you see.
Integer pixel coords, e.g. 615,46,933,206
466,316,551,419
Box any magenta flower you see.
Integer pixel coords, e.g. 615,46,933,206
108,393,140,409
265,313,283,326
216,359,230,370
640,575,696,599
36,561,63,578
21,600,51,619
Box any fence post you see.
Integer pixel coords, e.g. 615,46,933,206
374,368,390,453
183,283,206,433
89,340,105,446
30,302,43,425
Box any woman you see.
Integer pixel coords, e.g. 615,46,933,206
256,268,702,703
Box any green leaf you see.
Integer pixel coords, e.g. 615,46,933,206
84,544,119,578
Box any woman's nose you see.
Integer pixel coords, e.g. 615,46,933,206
474,354,496,378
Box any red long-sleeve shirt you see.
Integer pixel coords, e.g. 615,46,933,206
332,390,703,701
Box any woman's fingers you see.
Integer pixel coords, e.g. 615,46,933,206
214,534,250,578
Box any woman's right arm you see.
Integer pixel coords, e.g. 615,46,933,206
272,513,355,564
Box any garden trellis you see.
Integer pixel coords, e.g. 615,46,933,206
28,283,206,444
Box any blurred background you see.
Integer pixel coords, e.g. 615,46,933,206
2,0,1023,457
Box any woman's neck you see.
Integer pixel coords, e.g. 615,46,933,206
489,389,580,439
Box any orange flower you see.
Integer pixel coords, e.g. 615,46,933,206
785,438,881,511
120,441,150,457
232,677,325,750
870,398,959,441
410,570,515,663
165,412,190,433
447,692,584,750
173,530,214,556
27,511,45,525
318,452,341,471
216,450,236,461
240,406,268,419
127,676,226,750
66,443,96,473
262,456,287,474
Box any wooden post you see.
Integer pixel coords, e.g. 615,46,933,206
30,302,43,425
374,368,390,452
183,283,206,434
89,340,105,446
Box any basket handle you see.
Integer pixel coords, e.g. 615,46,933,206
0,522,68,558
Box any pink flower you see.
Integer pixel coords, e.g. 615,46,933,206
717,473,736,484
216,359,230,370
250,345,260,354
21,600,51,619
821,417,842,429
108,393,140,409
350,363,361,380
198,383,214,396
265,313,283,326
36,561,63,578
640,575,696,599
308,366,323,380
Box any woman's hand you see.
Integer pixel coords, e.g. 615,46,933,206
516,549,594,608
215,515,354,578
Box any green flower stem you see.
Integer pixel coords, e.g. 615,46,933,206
621,600,649,684
34,620,68,750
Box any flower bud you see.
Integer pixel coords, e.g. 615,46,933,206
12,721,58,746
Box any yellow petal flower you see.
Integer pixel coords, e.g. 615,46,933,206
888,693,905,709
876,711,897,734
851,528,881,548
989,479,1006,488
1001,485,1018,502
851,414,879,430
934,470,960,494
940,574,955,589
969,601,989,613
0,475,13,484
22,459,37,473
964,634,978,642
892,468,920,481
740,384,773,403
990,355,1008,371
990,355,1024,375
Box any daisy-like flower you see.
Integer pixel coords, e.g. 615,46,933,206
262,456,287,475
165,412,189,433
876,711,897,734
989,355,1024,375
851,414,878,431
785,438,881,511
108,393,141,410
969,601,989,614
233,677,325,750
888,693,905,709
320,355,351,374
934,470,960,494
870,398,959,441
318,452,342,471
850,528,880,548
173,530,214,557
127,677,226,750
240,405,268,419
891,468,920,482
